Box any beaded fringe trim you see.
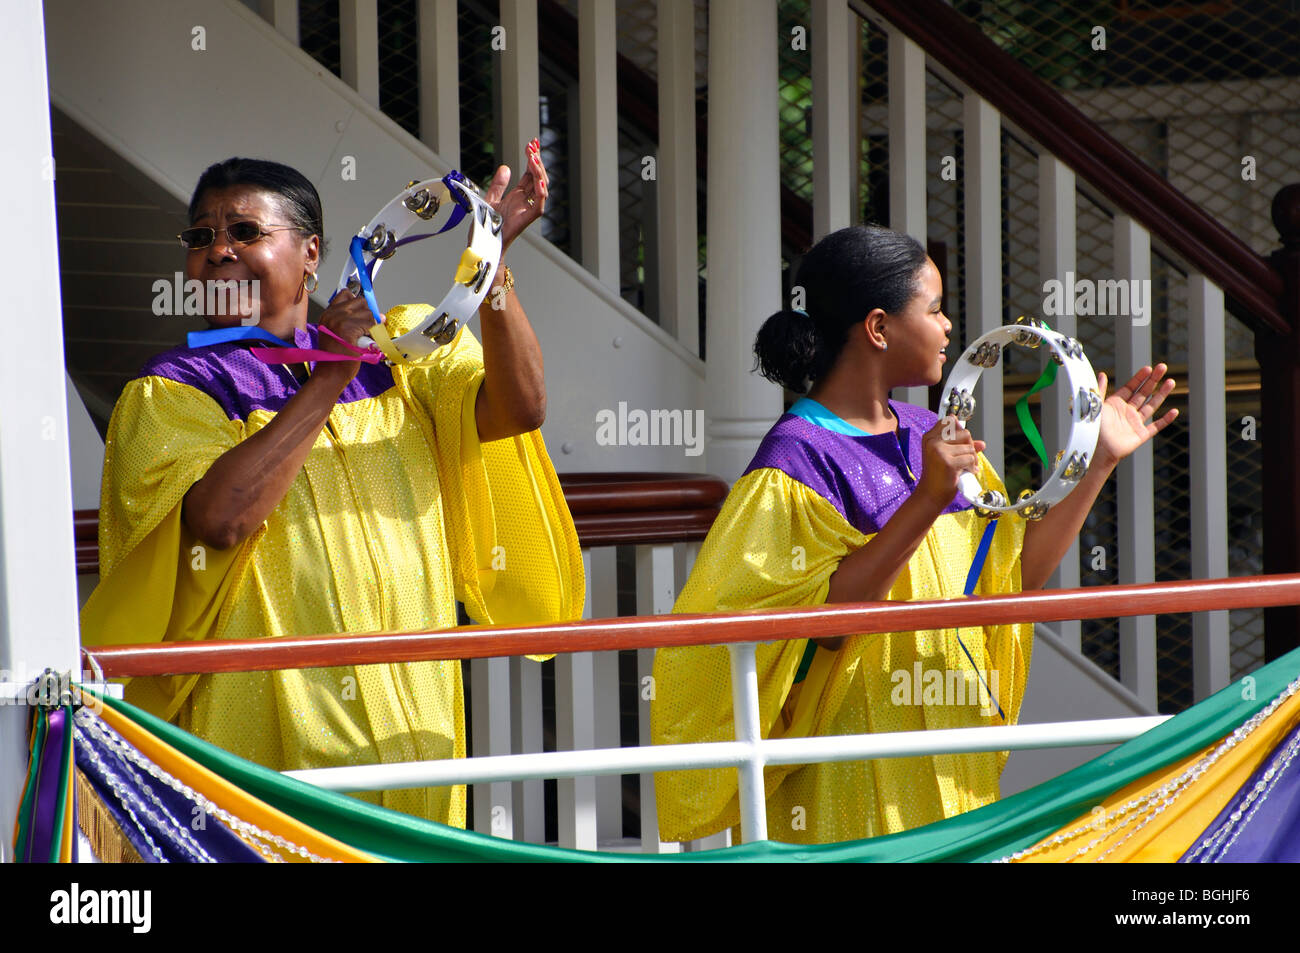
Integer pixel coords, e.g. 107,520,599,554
76,770,144,864
995,673,1300,863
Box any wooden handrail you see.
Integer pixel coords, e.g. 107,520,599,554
83,573,1300,678
72,472,729,574
856,0,1288,336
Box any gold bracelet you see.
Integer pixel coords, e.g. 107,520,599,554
497,264,514,296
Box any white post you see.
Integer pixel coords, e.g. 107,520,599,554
471,657,514,838
584,547,623,844
509,657,544,842
555,649,597,849
499,0,540,176
0,0,82,862
1188,275,1230,700
706,0,783,482
636,543,680,852
962,93,1004,474
418,0,460,166
728,643,768,842
812,0,853,241
657,0,700,353
887,28,928,408
1113,215,1158,709
340,0,380,109
579,0,620,290
259,0,300,45
1037,154,1080,650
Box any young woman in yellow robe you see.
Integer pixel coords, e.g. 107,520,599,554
652,226,1179,845
80,156,583,826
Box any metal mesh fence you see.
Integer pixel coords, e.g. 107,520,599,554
298,0,341,77
378,0,421,139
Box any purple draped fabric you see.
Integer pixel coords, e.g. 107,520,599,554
1180,716,1300,862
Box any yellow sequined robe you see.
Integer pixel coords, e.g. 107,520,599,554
80,305,584,825
651,400,1032,844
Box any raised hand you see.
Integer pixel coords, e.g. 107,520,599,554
482,138,550,255
1094,363,1179,466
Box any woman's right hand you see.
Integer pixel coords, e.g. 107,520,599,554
314,289,379,381
915,415,986,511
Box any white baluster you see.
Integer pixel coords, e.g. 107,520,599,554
1113,215,1158,709
812,0,853,241
470,656,513,838
259,0,299,45
340,0,379,109
1038,154,1080,649
499,0,539,171
579,0,620,290
963,93,1004,473
418,0,460,166
1189,275,1230,699
887,28,928,408
509,656,544,842
585,547,623,845
636,543,680,852
657,0,700,353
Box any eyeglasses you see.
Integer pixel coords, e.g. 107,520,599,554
177,221,303,250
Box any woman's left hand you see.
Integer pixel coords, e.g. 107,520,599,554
483,138,549,255
1094,363,1179,466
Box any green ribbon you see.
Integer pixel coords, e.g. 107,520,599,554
1014,360,1057,471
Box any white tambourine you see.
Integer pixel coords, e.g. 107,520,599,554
336,171,504,364
940,316,1102,519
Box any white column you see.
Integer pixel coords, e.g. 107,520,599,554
259,0,299,45
340,0,380,109
578,0,620,289
812,0,853,241
0,0,82,862
499,0,540,174
657,0,700,353
470,657,514,838
1113,215,1158,709
509,657,544,842
887,29,928,408
636,543,680,852
1037,154,1080,649
1188,275,1230,700
418,0,460,166
962,93,1004,474
584,547,623,844
706,0,783,482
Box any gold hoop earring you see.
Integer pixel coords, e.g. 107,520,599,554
303,271,319,293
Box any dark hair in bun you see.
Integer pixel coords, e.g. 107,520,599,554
753,226,927,393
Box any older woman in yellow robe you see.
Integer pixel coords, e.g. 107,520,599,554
80,154,583,826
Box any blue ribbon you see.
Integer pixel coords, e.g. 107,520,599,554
186,325,296,349
954,518,1007,721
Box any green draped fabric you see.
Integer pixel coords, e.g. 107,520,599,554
86,646,1300,862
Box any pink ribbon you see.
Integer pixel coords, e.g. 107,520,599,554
250,324,386,365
